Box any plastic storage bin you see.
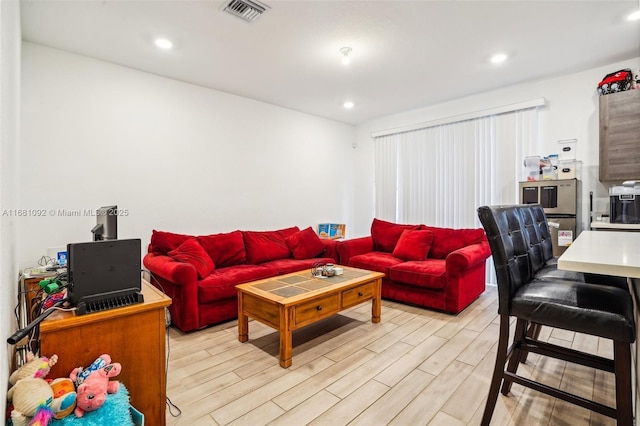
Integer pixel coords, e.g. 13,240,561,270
558,160,577,179
523,155,541,181
541,166,557,180
558,139,577,161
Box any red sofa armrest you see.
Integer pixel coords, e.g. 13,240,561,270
320,239,339,262
445,239,491,277
337,236,374,265
143,253,198,285
143,252,201,331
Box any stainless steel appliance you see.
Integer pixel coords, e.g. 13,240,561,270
610,181,640,224
519,178,578,256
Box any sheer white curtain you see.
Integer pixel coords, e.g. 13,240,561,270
374,107,540,283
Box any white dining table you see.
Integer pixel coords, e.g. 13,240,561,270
558,229,640,420
558,230,640,279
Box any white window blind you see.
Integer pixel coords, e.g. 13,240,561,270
374,104,541,283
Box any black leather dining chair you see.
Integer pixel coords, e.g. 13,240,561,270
477,204,635,425
515,204,630,364
522,204,628,288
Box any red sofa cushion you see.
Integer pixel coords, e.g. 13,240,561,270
197,230,246,268
198,265,277,303
276,226,300,239
371,218,420,253
348,251,404,277
421,226,485,259
285,227,325,259
243,229,293,264
392,230,434,261
149,230,192,254
390,260,447,289
167,238,215,279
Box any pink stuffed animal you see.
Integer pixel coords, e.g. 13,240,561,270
69,354,121,417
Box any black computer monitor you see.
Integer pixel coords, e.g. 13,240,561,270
91,205,118,241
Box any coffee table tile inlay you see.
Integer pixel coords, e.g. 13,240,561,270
237,266,384,368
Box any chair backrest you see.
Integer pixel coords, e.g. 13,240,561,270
517,205,555,271
527,204,555,263
477,205,535,315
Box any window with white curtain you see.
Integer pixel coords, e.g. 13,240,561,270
373,105,541,283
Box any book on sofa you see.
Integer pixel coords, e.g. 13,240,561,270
318,223,346,239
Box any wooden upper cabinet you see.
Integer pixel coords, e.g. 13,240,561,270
599,90,640,182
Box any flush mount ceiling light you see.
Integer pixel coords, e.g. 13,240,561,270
340,47,352,65
343,101,355,109
490,53,508,64
627,10,640,21
154,38,174,50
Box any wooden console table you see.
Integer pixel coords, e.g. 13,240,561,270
39,280,171,426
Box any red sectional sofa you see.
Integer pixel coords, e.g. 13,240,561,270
143,226,338,332
337,219,491,314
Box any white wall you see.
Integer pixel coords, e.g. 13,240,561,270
18,43,640,267
1,0,21,412
19,43,356,267
351,57,640,238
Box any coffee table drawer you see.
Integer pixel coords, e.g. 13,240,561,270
294,294,340,326
342,282,375,308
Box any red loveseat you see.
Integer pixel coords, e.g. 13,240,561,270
143,226,338,332
337,219,491,314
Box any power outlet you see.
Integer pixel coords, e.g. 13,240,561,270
164,307,171,328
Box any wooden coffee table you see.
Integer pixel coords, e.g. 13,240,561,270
237,266,384,368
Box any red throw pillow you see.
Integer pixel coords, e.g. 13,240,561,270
168,238,215,279
149,230,192,254
285,227,325,259
392,230,434,261
277,226,300,239
197,230,246,268
371,218,421,253
243,230,291,264
422,226,485,259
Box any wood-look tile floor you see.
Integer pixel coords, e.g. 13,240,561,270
164,286,618,426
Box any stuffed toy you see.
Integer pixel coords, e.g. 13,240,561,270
7,378,54,426
8,352,58,386
48,377,77,419
6,352,59,426
69,354,121,417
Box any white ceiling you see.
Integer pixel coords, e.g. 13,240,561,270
21,0,640,125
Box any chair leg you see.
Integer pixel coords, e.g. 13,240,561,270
501,318,527,395
481,314,510,426
614,341,633,426
519,322,541,363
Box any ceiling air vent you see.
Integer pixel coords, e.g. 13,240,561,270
221,0,270,23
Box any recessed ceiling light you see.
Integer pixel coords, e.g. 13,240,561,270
627,10,640,21
340,47,352,65
490,53,508,64
343,101,355,109
154,38,174,50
